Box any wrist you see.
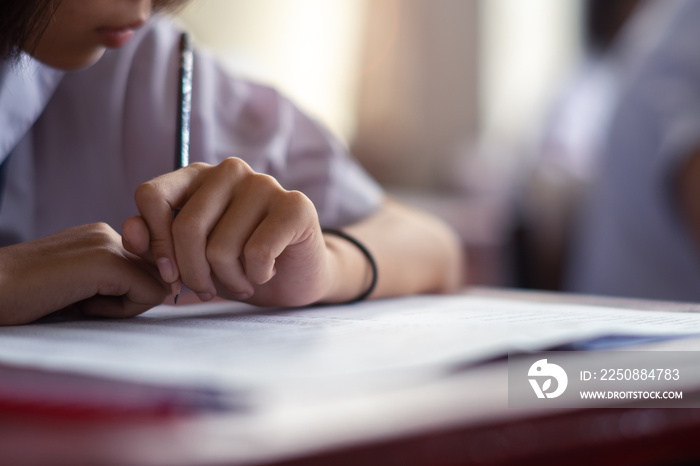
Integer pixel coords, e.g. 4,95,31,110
319,229,377,304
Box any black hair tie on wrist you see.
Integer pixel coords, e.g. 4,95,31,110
322,228,378,304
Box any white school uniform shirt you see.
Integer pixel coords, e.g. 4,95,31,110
566,0,700,301
0,16,382,247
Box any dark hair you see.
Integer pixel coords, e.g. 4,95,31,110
0,0,57,61
0,0,190,62
585,0,642,53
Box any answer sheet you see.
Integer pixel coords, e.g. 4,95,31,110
1,294,700,406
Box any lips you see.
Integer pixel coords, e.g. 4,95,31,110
96,20,145,48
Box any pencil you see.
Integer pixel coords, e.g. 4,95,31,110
175,32,193,171
173,32,193,304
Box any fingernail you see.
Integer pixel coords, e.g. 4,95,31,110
233,292,251,301
197,293,213,302
157,257,176,282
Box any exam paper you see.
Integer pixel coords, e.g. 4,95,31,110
1,295,699,405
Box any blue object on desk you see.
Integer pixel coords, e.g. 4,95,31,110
551,333,698,351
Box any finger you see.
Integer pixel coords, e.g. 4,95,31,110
171,162,253,297
134,166,203,284
205,193,266,299
122,215,152,259
79,295,154,319
82,252,169,318
244,190,317,286
123,215,182,300
79,296,129,319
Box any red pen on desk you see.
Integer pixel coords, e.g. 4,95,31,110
172,32,193,304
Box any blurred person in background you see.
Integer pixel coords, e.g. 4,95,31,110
566,0,700,300
515,0,642,291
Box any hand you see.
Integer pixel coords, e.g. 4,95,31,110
0,223,169,326
122,158,337,306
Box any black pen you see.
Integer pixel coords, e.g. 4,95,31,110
173,32,193,304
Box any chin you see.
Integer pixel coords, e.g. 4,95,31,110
37,47,107,71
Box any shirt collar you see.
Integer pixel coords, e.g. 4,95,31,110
0,54,64,162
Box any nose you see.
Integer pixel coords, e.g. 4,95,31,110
141,0,153,18
130,0,152,22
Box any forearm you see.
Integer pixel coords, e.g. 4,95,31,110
321,198,465,303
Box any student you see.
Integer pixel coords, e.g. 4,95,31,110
514,0,642,291
0,0,463,325
566,0,700,301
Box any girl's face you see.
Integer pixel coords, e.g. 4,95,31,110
28,0,152,70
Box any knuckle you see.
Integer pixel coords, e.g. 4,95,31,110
284,189,312,207
85,222,119,247
280,190,317,221
187,162,210,171
205,244,246,288
185,162,211,178
205,240,234,268
241,172,286,200
252,172,282,192
90,221,116,236
243,241,274,268
134,181,163,208
218,157,252,178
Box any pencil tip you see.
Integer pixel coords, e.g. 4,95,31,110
171,282,182,304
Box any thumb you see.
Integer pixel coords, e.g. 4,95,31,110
122,215,152,260
133,177,190,284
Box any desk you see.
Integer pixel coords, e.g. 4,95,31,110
3,288,700,466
